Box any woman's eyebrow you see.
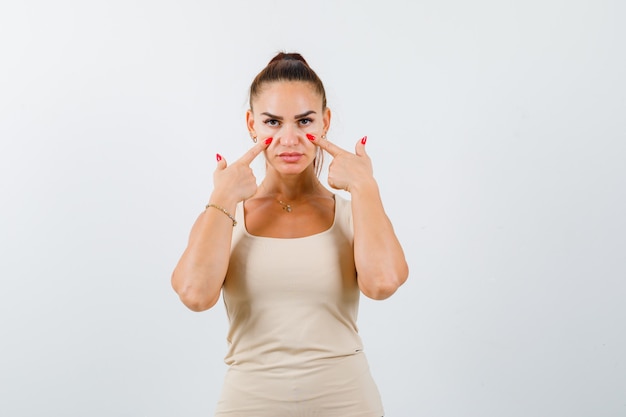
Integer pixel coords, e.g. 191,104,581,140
294,110,316,119
261,112,282,120
260,110,317,120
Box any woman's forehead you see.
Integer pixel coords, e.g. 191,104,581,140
252,81,324,111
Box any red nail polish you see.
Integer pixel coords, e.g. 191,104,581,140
361,136,367,145
306,133,316,141
216,153,222,162
264,137,273,145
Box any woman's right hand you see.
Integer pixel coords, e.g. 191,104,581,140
212,138,272,203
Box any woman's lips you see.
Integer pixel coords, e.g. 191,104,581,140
278,152,303,163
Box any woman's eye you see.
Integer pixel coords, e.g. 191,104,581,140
264,119,280,127
299,118,313,126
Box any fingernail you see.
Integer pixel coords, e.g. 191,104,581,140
306,133,316,141
264,137,273,145
216,153,222,162
361,136,367,145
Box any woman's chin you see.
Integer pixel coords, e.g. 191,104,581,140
271,163,313,176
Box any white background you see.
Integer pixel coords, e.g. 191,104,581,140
1,1,625,416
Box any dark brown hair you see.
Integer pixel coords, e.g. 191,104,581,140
249,52,327,110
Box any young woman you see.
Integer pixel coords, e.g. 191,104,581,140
172,52,409,416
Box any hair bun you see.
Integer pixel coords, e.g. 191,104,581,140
250,51,326,110
269,52,309,66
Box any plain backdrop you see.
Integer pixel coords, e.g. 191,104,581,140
1,1,625,416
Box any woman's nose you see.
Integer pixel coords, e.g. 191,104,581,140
278,125,300,146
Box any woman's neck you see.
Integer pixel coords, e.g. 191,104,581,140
259,172,326,202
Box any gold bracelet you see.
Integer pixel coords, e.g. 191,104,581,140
205,203,237,227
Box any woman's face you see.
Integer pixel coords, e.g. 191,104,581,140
247,81,330,175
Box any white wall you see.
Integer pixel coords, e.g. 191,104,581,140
1,1,624,416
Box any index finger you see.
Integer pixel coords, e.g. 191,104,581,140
236,138,271,165
314,136,349,157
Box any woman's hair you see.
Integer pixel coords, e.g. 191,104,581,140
249,52,327,110
249,52,327,176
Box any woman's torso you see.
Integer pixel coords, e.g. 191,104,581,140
215,195,384,416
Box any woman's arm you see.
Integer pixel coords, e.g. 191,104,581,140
315,135,409,299
171,195,238,311
350,179,409,299
171,141,270,311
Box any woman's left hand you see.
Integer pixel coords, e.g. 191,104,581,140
315,134,408,299
314,136,373,192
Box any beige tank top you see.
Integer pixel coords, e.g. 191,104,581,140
216,195,384,416
223,194,363,370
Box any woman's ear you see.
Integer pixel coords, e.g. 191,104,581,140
246,109,256,137
323,107,331,133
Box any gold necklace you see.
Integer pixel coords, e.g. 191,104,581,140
260,183,294,213
277,199,293,212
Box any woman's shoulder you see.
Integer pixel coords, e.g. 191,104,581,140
333,193,353,236
334,192,351,210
